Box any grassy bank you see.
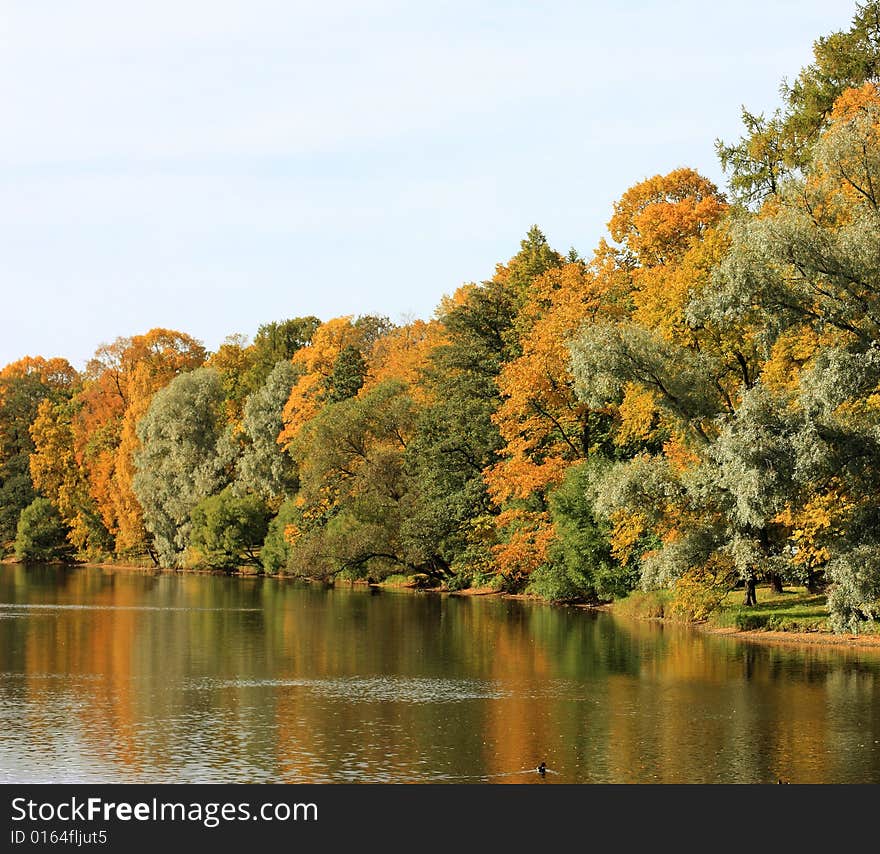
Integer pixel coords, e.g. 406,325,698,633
611,583,880,643
708,587,831,633
610,584,834,632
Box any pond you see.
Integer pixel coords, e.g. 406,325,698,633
1,563,879,783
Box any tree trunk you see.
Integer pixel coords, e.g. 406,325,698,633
768,572,783,595
805,571,820,594
743,576,757,606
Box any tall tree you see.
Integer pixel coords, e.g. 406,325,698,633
75,329,206,557
235,360,298,506
132,367,231,567
403,228,564,585
718,1,880,205
284,380,426,579
29,398,111,557
0,357,78,552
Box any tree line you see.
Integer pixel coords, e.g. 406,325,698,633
3,3,880,632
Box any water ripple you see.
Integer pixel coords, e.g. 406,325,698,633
188,675,510,703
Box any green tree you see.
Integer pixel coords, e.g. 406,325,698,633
328,344,367,402
506,225,565,310
286,380,428,580
708,86,880,627
248,316,320,388
526,460,624,602
260,498,300,574
132,368,232,567
189,487,270,570
14,497,73,562
285,380,445,577
236,360,298,505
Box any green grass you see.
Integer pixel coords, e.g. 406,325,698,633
709,586,831,633
614,585,839,633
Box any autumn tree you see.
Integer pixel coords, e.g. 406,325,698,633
485,247,632,584
401,229,564,587
278,315,393,449
488,257,626,507
564,168,777,606
565,84,880,627
362,319,446,399
29,398,111,557
207,333,258,421
0,357,78,552
487,174,731,591
74,329,206,558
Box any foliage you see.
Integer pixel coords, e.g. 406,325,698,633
14,497,73,562
73,329,206,558
328,344,367,402
29,398,112,558
285,380,426,579
278,315,393,448
189,487,270,570
249,317,320,387
717,1,880,206
3,10,880,637
235,360,298,505
669,565,733,622
0,357,78,552
260,498,300,574
132,368,231,567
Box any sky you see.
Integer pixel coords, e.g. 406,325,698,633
0,0,857,370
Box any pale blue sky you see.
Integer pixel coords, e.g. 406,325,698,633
0,1,855,369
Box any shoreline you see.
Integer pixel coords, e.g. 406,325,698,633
5,557,880,651
696,623,880,650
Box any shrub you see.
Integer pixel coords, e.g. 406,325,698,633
14,498,72,562
669,565,731,621
729,610,768,631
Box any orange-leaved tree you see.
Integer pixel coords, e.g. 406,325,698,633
277,315,393,451
72,329,206,558
0,356,79,550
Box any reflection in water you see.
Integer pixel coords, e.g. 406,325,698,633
1,563,879,783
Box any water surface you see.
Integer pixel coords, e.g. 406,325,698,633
1,563,879,783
